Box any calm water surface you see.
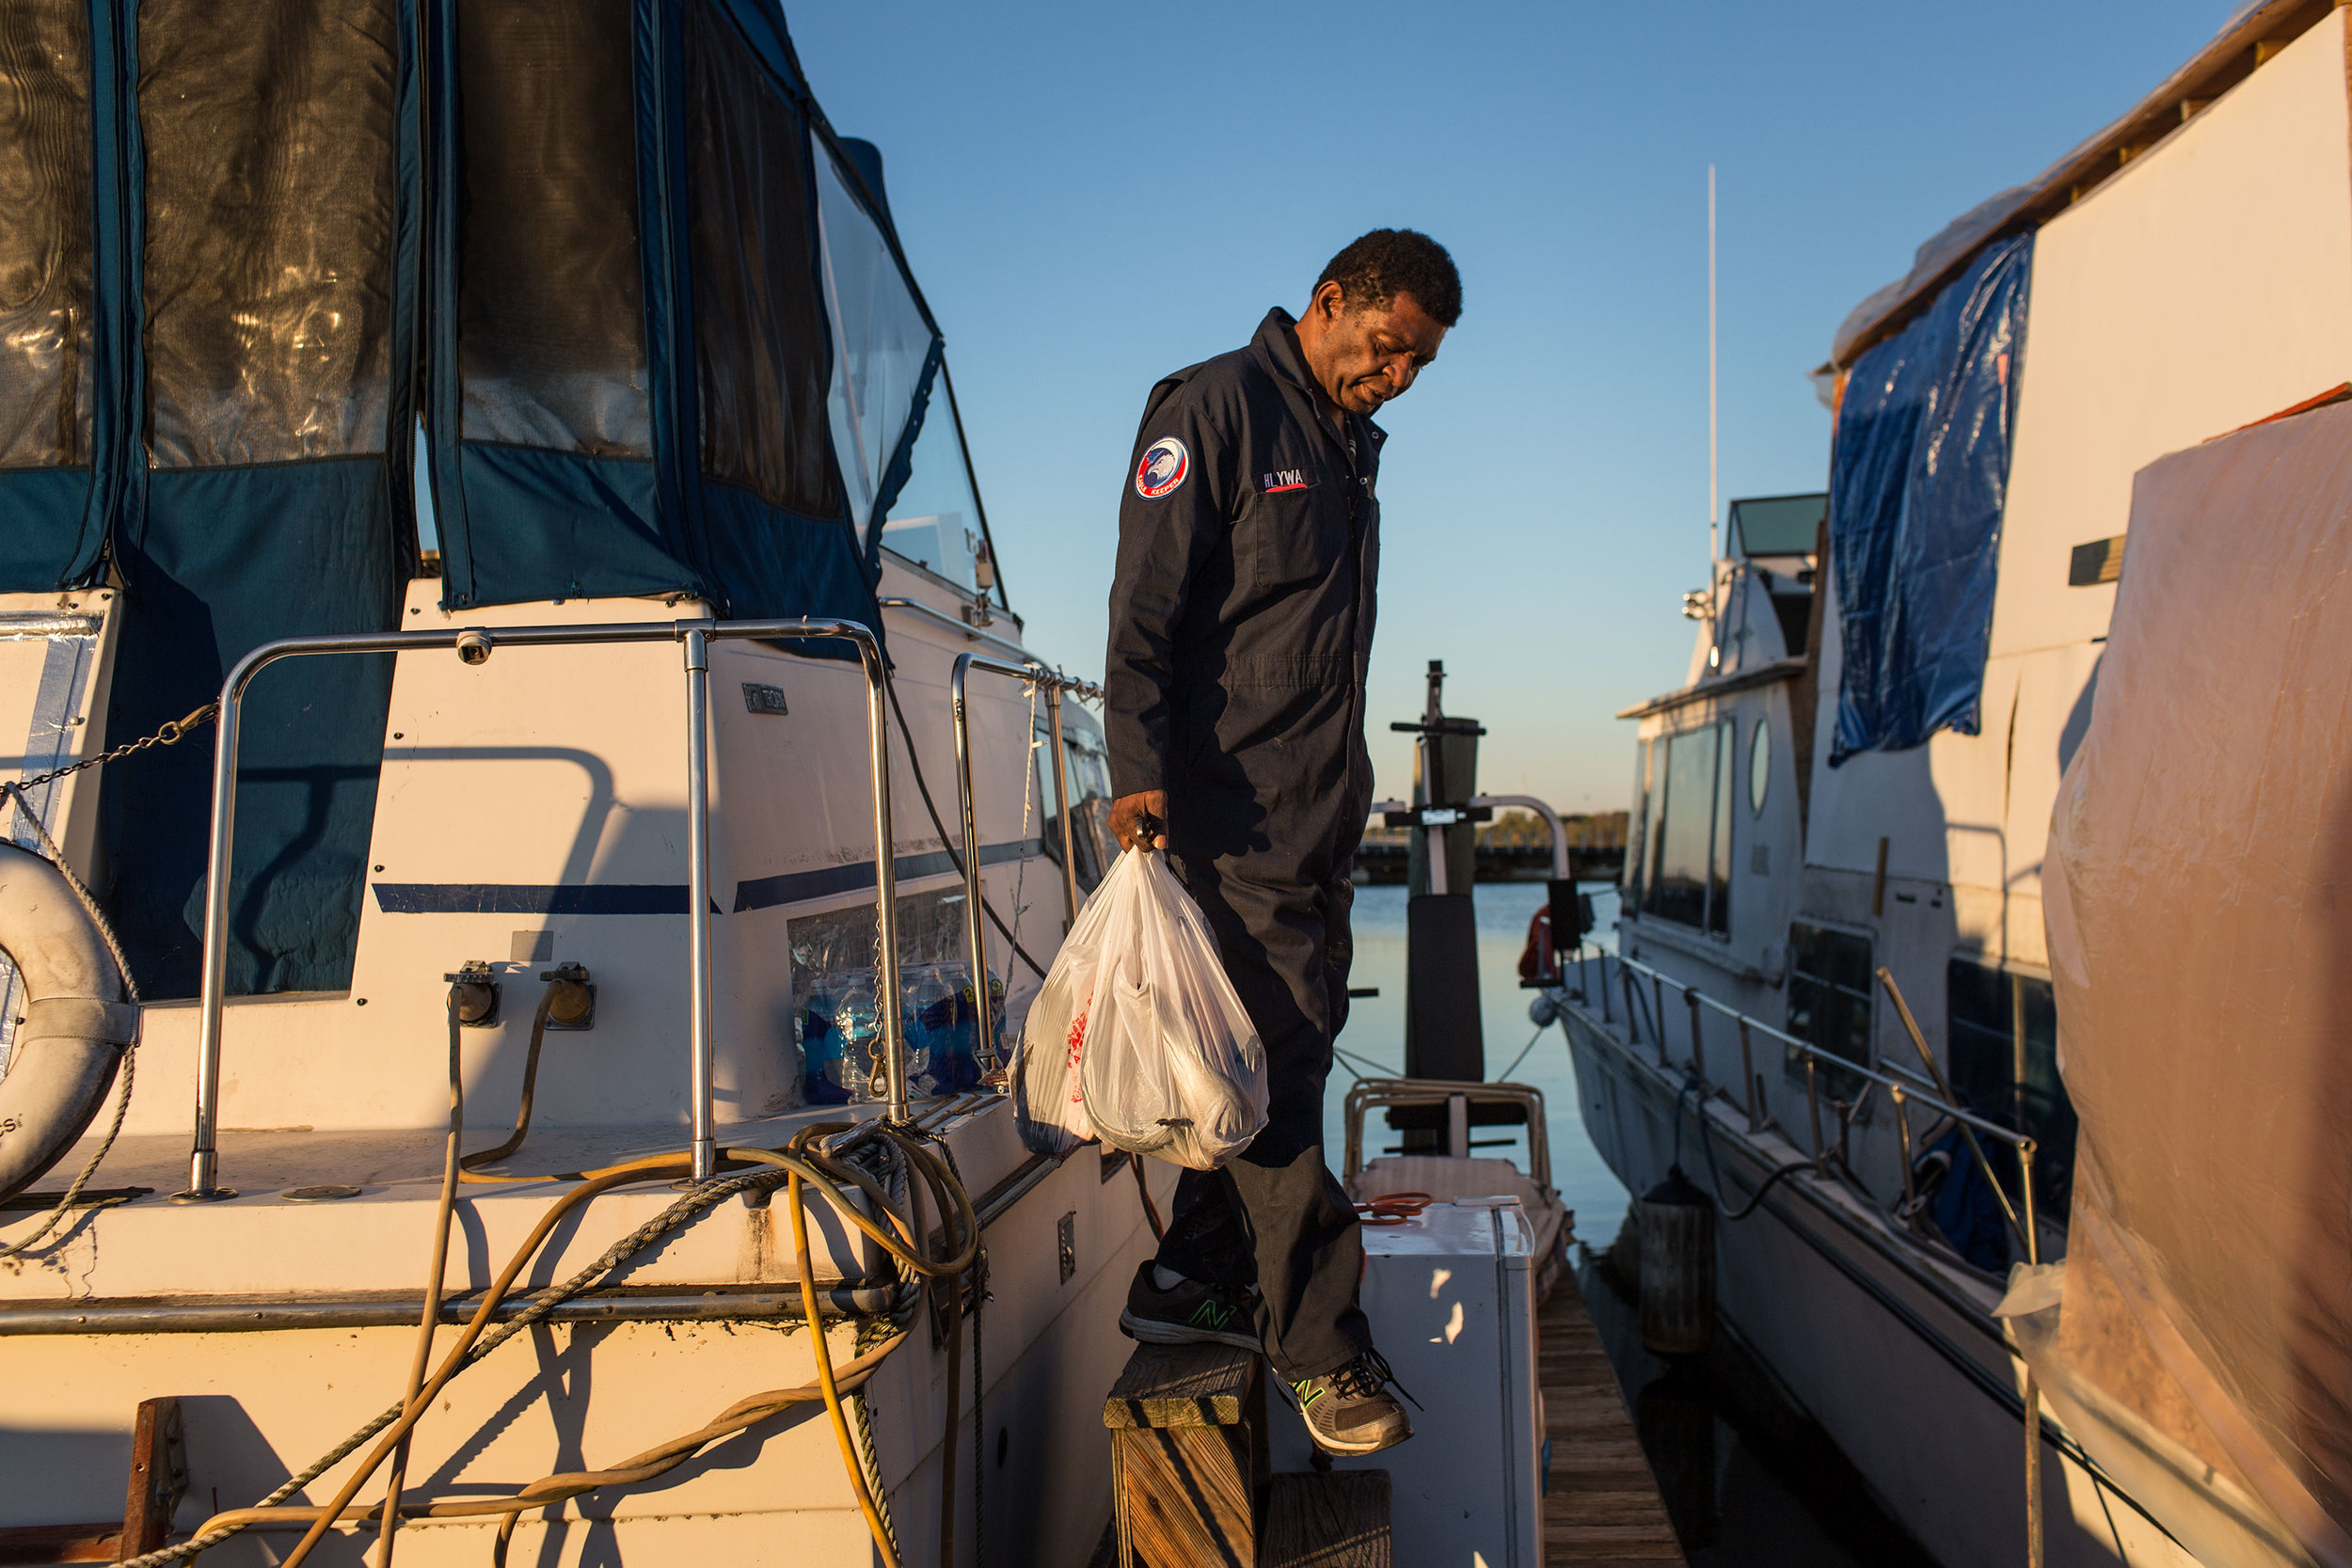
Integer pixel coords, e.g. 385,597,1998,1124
1330,880,1927,1568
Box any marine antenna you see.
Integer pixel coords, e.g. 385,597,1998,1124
1708,163,1719,570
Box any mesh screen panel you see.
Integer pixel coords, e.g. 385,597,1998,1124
686,2,840,518
456,0,648,455
140,0,396,467
0,1,90,469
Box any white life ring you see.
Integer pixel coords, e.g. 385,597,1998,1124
0,841,139,1203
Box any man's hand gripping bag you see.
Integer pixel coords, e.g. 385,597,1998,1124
1076,848,1268,1170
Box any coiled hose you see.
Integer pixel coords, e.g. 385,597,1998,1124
121,1124,977,1568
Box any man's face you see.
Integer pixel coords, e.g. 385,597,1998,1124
1299,281,1447,415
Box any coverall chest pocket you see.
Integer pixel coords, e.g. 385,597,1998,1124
1246,481,1343,595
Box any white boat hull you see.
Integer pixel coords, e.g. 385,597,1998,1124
1561,1000,2198,1568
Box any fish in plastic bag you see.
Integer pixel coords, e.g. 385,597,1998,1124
1076,847,1267,1170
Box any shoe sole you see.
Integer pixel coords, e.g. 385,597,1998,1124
1119,1308,1262,1354
1303,1422,1414,1457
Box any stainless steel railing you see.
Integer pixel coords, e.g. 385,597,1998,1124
876,595,1039,666
946,653,1103,1071
1591,949,2040,1246
174,615,904,1202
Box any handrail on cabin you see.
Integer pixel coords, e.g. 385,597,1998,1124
177,616,905,1202
1582,947,2040,1261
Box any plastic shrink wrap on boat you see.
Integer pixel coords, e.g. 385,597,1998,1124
2019,398,2352,1567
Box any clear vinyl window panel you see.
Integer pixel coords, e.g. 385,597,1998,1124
814,146,930,536
140,0,398,467
456,0,649,456
1038,714,1116,894
1786,920,1874,1100
0,0,92,468
685,2,840,518
881,366,986,592
1639,720,1731,933
1946,958,2077,1220
1622,738,1650,899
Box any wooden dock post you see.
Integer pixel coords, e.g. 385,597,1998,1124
1104,1341,1397,1568
1104,1342,1268,1567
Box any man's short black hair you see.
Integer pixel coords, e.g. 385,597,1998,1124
1316,229,1462,327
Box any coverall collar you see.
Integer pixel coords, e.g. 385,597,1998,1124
1251,309,1385,464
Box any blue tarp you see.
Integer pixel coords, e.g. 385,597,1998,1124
1829,232,2032,766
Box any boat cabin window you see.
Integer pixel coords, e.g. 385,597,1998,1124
1946,958,2077,1221
145,0,400,467
814,146,931,543
457,0,651,457
0,0,91,468
1786,922,1873,1098
1622,740,1651,902
1635,719,1733,936
881,371,992,597
1748,720,1770,816
684,1,842,516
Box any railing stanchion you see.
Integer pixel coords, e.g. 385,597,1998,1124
940,654,1104,1069
1045,681,1079,929
683,627,717,1178
2020,1135,2044,1568
178,669,250,1201
1651,975,1668,1067
1684,988,1707,1090
1892,1085,1916,1211
1737,1018,1756,1129
949,656,994,1079
1620,968,1640,1045
1805,1056,1825,1171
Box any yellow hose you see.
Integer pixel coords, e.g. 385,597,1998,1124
373,1005,465,1568
457,987,559,1183
267,1125,975,1568
274,1153,692,1568
191,1331,911,1535
792,1164,901,1568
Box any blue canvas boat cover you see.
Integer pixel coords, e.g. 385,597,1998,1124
1828,233,2032,767
0,0,972,996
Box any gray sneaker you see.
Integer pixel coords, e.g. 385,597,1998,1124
1118,1262,1261,1353
1290,1350,1415,1455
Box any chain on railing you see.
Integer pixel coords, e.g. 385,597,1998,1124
12,702,217,794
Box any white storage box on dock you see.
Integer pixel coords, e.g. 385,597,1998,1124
1338,1195,1541,1566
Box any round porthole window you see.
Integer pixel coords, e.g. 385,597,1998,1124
1749,721,1771,816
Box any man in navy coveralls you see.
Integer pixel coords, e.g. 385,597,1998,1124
1102,230,1459,1456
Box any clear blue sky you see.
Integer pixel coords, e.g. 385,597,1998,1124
790,2,2231,816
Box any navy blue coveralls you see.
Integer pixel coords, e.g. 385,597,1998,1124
1103,307,1382,1380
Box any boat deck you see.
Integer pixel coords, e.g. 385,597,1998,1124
1541,1276,1686,1566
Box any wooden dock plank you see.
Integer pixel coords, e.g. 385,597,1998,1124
1261,1470,1392,1568
1540,1278,1687,1565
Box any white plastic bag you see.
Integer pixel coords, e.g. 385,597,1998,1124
1010,874,1116,1156
1076,848,1267,1171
